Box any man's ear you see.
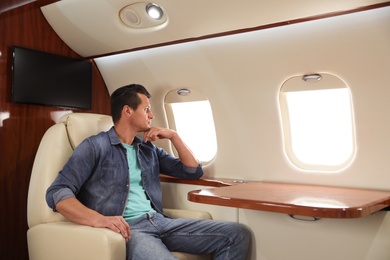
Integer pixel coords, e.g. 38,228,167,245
123,105,133,118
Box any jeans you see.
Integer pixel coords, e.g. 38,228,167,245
126,212,250,260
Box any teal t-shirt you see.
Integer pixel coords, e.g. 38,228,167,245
122,143,155,222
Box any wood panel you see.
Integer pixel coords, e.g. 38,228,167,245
188,182,390,218
0,1,110,259
162,176,390,218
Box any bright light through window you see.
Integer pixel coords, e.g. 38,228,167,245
280,73,355,171
286,89,353,165
167,99,217,163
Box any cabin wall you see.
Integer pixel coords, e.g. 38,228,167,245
96,7,390,190
0,2,111,259
95,6,390,259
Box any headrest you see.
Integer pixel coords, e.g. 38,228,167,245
60,113,114,149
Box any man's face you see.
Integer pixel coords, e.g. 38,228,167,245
131,93,154,132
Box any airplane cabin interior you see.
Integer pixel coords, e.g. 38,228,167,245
1,0,390,259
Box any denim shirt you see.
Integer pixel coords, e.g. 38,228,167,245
46,127,203,217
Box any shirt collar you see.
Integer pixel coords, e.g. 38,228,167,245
108,127,143,146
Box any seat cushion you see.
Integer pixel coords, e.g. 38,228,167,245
61,113,113,149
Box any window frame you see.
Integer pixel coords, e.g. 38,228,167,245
279,73,356,172
164,88,217,164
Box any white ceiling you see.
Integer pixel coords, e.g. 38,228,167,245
41,0,389,57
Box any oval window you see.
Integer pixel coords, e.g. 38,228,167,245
164,89,217,163
279,73,355,172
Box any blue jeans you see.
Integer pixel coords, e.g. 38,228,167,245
126,212,250,260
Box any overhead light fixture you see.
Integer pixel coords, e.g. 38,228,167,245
119,2,168,29
146,3,163,20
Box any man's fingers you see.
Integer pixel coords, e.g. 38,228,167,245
106,217,130,241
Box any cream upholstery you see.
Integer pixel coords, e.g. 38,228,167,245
27,113,212,260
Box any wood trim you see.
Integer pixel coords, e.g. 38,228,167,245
187,182,390,218
160,174,244,187
0,2,110,259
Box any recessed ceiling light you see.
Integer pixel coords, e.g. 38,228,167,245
119,2,167,29
146,3,163,20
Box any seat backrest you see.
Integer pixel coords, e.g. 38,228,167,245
27,113,113,228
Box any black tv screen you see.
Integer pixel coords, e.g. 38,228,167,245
12,46,92,110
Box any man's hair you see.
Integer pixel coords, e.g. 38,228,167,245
110,84,151,123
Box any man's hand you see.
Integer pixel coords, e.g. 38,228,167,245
56,198,130,241
143,126,177,142
143,126,198,167
93,215,131,241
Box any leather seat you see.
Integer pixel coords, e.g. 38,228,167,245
27,113,212,260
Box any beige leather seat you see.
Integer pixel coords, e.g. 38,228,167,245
27,113,212,260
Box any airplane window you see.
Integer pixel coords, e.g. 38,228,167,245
164,89,217,163
279,73,355,172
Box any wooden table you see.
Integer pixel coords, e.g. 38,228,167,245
187,182,390,218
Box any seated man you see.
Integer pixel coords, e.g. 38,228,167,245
46,84,250,260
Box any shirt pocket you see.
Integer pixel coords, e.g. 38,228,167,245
95,160,125,188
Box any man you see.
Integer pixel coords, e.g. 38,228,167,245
46,84,250,259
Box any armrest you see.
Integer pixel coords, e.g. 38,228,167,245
28,214,212,260
163,208,212,220
27,222,125,260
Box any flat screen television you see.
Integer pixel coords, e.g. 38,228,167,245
12,46,92,110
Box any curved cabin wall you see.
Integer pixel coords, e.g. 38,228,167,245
95,7,390,259
41,0,390,57
0,1,111,259
1,1,389,259
96,6,390,189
